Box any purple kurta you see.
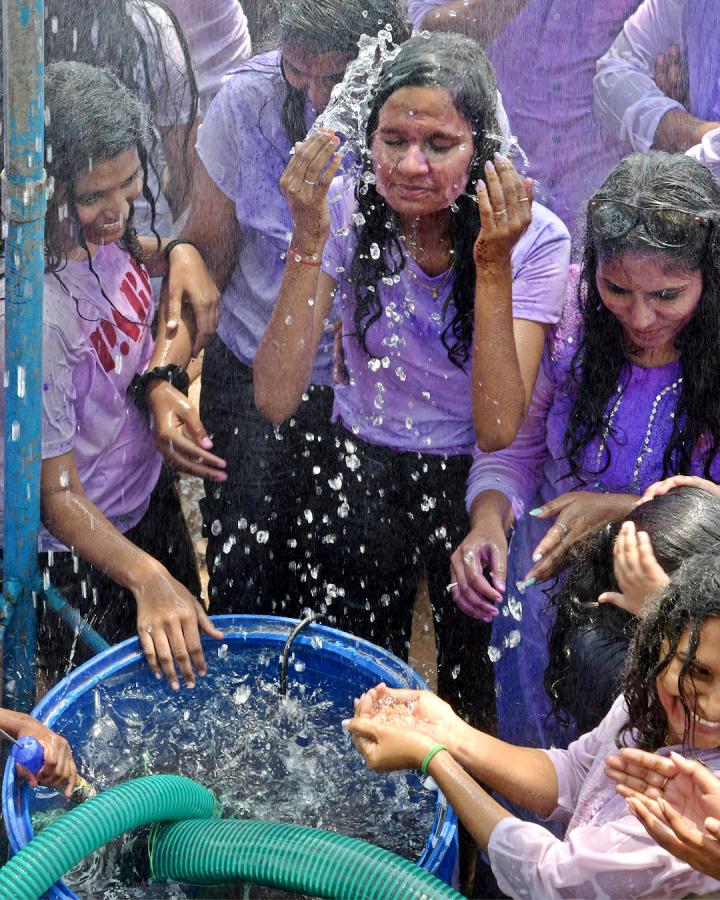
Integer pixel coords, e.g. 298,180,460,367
320,184,571,454
467,283,720,749
488,695,720,898
407,0,640,237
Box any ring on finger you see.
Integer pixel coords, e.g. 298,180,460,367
493,208,508,218
303,178,318,186
660,776,669,791
554,521,570,538
518,197,530,203
145,625,153,636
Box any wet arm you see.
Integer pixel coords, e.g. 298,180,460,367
254,262,336,423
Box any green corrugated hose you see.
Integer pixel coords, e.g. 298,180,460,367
0,774,218,900
150,817,463,899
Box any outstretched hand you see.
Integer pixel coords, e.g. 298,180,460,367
598,521,669,616
352,683,464,746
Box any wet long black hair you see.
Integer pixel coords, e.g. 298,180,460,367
43,62,152,321
278,0,411,145
545,487,720,730
563,153,720,483
350,33,502,367
622,550,720,750
42,0,198,220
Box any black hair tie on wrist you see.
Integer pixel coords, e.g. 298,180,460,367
129,364,190,413
163,238,201,261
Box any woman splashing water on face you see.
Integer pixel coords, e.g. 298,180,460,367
254,33,570,728
0,62,226,690
348,551,720,898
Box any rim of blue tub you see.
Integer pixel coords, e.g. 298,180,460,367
2,614,458,898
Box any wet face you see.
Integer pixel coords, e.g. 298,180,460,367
656,617,720,750
596,252,703,363
282,44,354,114
371,86,474,222
70,147,142,251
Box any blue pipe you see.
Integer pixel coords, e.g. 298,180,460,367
1,0,46,709
42,586,110,656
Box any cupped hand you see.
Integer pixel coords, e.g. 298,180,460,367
473,153,534,271
598,521,669,615
353,683,464,750
450,518,507,621
164,243,220,357
523,491,637,585
280,130,341,250
134,563,224,690
638,475,720,505
346,715,436,773
147,381,227,481
16,718,78,798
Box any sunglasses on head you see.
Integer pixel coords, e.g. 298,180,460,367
589,199,710,248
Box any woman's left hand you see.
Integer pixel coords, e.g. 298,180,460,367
346,715,436,773
164,243,221,357
147,381,227,481
523,490,637,584
473,153,534,271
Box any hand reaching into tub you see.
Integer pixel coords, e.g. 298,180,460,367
0,709,78,797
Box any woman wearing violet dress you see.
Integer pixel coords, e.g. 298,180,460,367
254,33,570,728
453,151,720,749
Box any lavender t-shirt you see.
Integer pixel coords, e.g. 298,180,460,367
197,50,335,384
321,186,571,455
0,244,162,551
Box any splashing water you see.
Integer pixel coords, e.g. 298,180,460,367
29,647,437,898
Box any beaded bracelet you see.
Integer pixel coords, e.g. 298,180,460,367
421,743,448,774
288,246,322,267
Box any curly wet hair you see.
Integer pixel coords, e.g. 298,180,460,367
622,550,720,750
545,487,720,732
350,32,502,368
563,152,720,484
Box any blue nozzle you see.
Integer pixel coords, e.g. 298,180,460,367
12,736,44,775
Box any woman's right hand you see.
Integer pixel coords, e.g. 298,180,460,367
279,130,341,250
353,683,464,749
133,562,224,690
450,517,507,621
473,154,534,272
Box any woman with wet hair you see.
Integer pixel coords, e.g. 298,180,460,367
254,32,570,727
347,552,720,899
1,61,225,688
181,0,411,623
456,151,720,749
545,486,720,738
41,0,199,241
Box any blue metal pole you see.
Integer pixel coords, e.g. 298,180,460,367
2,0,45,710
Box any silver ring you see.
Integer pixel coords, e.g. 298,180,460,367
145,625,153,636
304,178,318,186
555,521,570,538
661,776,669,791
518,197,530,203
493,208,508,218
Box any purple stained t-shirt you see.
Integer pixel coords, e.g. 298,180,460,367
320,184,571,455
0,244,162,552
407,0,641,238
196,50,336,384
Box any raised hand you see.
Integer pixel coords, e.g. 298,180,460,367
598,521,669,615
473,153,533,271
280,129,341,251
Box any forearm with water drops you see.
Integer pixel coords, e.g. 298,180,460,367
254,238,333,423
471,260,526,451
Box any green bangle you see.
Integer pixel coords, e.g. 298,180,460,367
420,743,448,774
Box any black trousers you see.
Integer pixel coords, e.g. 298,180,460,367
200,337,493,728
38,466,200,685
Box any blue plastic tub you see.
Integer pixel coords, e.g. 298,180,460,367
2,615,458,898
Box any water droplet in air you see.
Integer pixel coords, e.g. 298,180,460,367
211,519,222,536
370,242,380,259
